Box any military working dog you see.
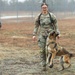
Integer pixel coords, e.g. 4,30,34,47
46,31,75,71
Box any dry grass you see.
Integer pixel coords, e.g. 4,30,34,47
0,18,75,75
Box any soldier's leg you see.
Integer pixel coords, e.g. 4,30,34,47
38,35,47,71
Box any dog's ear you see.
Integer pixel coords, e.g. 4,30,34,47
55,33,59,37
48,33,52,39
48,30,59,39
48,33,51,39
49,30,55,35
48,31,55,39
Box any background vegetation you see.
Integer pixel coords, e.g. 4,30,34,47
0,0,75,12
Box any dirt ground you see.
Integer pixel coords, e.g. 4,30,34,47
0,18,75,75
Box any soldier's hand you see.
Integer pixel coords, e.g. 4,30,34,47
32,36,37,42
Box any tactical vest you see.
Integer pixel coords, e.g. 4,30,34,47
37,12,56,36
37,12,55,25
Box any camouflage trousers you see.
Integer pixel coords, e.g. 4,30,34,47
38,35,47,67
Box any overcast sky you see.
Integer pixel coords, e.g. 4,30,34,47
19,0,25,1
6,0,75,2
8,0,25,2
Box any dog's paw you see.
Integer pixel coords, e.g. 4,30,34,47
58,68,64,71
49,63,53,68
65,64,71,69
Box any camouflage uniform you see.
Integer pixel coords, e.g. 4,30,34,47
33,12,60,68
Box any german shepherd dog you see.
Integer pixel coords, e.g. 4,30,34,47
46,31,75,71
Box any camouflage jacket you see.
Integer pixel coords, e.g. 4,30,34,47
33,12,60,36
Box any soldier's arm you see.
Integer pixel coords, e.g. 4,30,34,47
51,13,60,35
33,16,40,36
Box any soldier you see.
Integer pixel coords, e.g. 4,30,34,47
32,3,60,71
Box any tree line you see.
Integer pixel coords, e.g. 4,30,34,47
0,0,75,12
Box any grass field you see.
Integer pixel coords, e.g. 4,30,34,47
0,18,75,75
